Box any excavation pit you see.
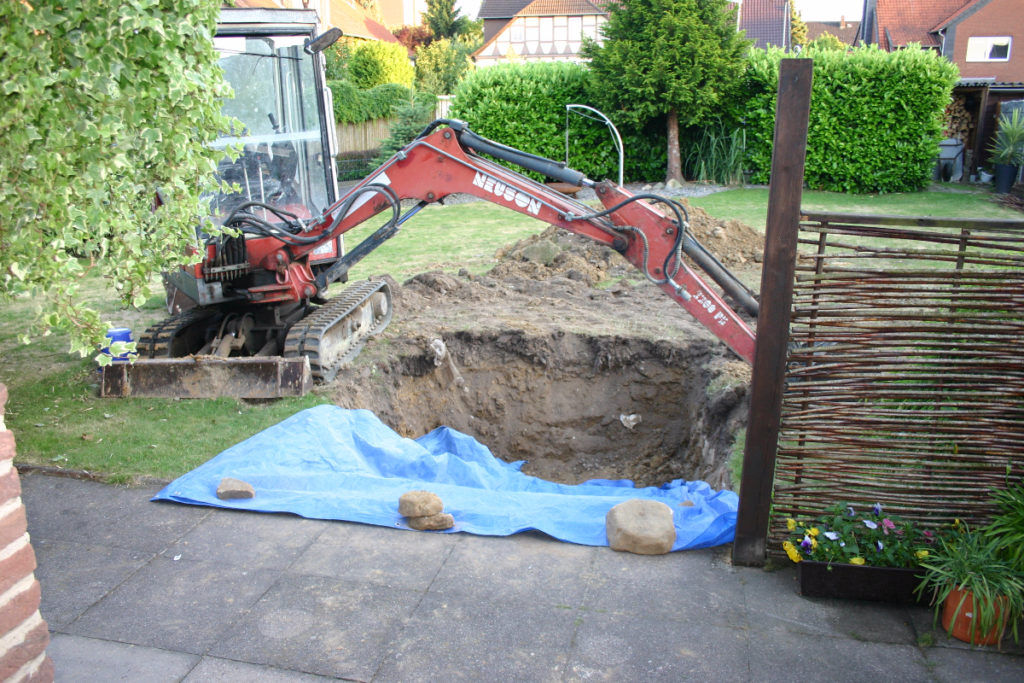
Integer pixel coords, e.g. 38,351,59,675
333,326,750,489
330,213,761,490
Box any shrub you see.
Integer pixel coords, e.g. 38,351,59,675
740,45,960,193
415,38,473,95
373,94,439,167
346,40,415,89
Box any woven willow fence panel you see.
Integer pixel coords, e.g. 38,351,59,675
767,212,1024,551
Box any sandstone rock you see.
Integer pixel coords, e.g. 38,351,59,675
399,490,444,517
407,512,454,530
606,499,675,555
216,477,255,500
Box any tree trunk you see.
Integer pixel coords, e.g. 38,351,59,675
666,107,683,183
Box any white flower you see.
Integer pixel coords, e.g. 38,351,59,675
863,520,878,529
823,531,839,541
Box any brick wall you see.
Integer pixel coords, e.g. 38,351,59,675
0,384,54,682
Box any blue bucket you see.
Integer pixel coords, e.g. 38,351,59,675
100,327,137,364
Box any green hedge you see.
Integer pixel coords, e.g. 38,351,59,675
740,46,959,193
330,81,433,124
337,47,958,191
450,62,665,182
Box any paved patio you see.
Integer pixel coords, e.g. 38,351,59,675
20,472,1024,682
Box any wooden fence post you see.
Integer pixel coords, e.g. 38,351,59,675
732,59,813,566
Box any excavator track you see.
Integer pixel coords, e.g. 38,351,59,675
138,308,220,358
284,279,393,382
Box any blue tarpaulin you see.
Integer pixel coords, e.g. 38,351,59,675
153,405,738,551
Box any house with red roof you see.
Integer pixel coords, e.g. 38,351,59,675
857,0,1024,173
233,0,402,43
805,18,861,46
735,0,791,51
473,0,608,66
474,0,789,66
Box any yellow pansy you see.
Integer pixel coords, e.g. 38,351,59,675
915,550,929,560
808,527,820,537
783,540,802,563
849,557,866,565
786,518,797,531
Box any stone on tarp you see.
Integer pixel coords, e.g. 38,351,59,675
606,499,675,555
216,477,255,500
408,512,455,530
399,490,444,517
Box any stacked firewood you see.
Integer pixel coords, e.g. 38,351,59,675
943,95,973,144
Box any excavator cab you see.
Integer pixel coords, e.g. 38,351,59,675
164,8,344,314
211,16,338,226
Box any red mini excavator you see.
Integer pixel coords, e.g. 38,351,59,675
101,7,758,399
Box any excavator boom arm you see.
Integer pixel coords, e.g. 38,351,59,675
304,121,757,364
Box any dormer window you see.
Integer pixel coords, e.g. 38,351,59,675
966,36,1011,62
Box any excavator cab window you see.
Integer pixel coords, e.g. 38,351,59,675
209,33,335,226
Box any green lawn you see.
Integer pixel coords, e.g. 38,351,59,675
2,182,1019,483
688,184,1021,232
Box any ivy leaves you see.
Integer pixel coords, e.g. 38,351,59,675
0,0,233,356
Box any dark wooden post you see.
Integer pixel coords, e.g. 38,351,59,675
732,59,813,566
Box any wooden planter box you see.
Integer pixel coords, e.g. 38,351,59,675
797,561,925,603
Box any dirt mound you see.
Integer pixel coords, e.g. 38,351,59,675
682,201,765,266
331,207,761,489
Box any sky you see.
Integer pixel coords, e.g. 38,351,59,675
457,1,866,22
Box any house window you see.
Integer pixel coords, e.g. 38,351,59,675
966,36,1011,62
540,18,553,42
569,17,582,39
510,21,524,43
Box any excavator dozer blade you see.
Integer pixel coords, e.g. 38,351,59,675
100,356,312,399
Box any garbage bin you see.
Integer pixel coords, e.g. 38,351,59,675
934,138,964,182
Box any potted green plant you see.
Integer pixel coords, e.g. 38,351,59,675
988,109,1024,194
782,503,937,602
985,480,1024,574
915,522,1024,646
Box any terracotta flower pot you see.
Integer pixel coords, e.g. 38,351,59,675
940,586,1009,645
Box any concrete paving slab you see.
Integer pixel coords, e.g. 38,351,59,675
65,554,279,654
746,629,933,681
374,591,577,682
48,633,198,683
427,531,596,608
32,538,152,629
163,507,328,570
740,562,920,644
925,645,1024,683
182,656,341,682
566,611,750,681
580,545,748,629
22,475,209,552
289,521,459,590
209,573,422,679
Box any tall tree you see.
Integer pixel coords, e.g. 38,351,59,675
583,0,750,183
416,38,473,95
425,0,468,40
790,5,808,49
0,0,233,354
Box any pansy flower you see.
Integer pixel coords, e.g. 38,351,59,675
863,519,878,530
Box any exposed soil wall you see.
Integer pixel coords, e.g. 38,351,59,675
330,207,760,489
